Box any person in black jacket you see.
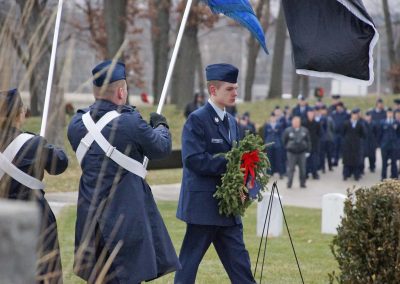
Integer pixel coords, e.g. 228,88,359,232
342,108,365,181
184,92,205,118
282,116,311,188
302,107,321,179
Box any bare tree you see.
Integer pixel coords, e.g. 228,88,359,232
170,12,198,106
170,0,218,107
382,0,400,93
103,0,127,60
0,0,66,145
71,0,144,89
291,66,300,98
149,0,171,104
267,3,287,99
243,0,270,102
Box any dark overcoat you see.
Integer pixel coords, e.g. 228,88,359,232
67,100,180,283
342,120,365,167
0,127,68,284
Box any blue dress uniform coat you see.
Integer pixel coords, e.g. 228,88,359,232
177,102,241,226
263,122,285,176
175,102,255,284
362,119,378,172
0,128,68,284
68,100,180,283
378,119,400,179
331,110,350,165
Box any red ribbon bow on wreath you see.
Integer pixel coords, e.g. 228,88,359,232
241,150,260,189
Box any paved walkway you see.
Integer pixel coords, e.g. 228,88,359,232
47,151,386,215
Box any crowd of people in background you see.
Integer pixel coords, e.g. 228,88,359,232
185,94,400,188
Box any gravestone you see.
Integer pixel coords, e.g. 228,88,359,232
257,193,283,237
0,199,39,283
321,193,347,234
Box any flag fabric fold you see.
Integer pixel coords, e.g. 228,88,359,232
282,0,378,85
201,0,268,54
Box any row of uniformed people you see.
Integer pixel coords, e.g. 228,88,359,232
262,97,400,182
1,62,256,284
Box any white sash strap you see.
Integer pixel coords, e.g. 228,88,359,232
76,111,121,164
80,111,147,179
0,133,45,190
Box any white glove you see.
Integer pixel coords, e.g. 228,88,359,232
305,152,310,158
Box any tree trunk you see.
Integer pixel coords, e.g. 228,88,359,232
195,40,205,96
267,4,287,99
291,67,300,98
103,0,127,60
8,0,66,145
45,83,65,147
15,0,52,116
301,75,309,98
170,1,198,107
150,0,171,104
382,0,400,93
244,0,269,102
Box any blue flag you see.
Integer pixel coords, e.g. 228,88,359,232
202,0,268,54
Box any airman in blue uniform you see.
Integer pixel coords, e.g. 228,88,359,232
362,111,378,173
292,95,310,120
371,98,387,123
0,88,68,284
317,105,335,172
394,99,400,115
67,61,180,283
331,102,350,166
263,112,286,178
378,108,399,180
175,63,256,284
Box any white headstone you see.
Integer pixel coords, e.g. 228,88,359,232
321,193,347,234
0,199,39,283
257,193,283,237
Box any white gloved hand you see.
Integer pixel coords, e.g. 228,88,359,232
305,152,310,158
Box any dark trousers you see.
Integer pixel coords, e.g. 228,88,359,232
319,140,334,171
267,147,286,176
333,135,342,165
363,149,376,172
174,224,255,284
306,150,319,176
381,148,398,179
343,165,361,180
287,152,306,187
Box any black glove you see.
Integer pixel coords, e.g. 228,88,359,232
150,112,169,129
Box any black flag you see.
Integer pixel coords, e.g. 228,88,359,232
282,0,378,85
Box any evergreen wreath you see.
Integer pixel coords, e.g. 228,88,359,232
214,133,271,217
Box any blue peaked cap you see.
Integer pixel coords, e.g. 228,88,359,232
92,60,126,87
206,63,239,83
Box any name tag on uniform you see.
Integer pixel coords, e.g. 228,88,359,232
211,138,223,144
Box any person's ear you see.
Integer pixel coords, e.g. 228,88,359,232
117,87,124,100
209,85,216,96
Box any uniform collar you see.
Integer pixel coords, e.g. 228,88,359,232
90,99,134,112
208,99,226,121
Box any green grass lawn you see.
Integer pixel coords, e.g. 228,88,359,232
58,202,337,284
23,95,398,191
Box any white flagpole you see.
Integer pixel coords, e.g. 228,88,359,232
40,0,64,137
143,0,193,168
